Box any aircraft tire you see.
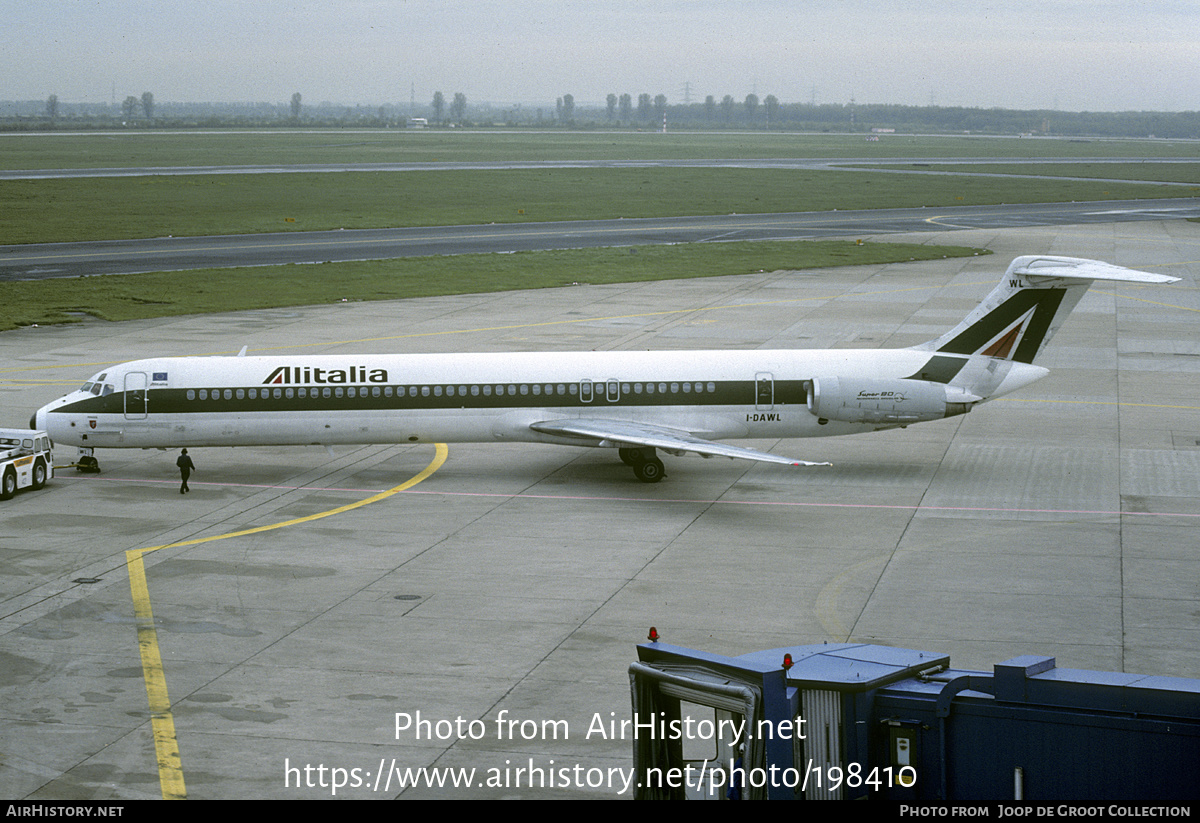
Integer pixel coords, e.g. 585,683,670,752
633,457,665,483
619,448,642,466
1,469,15,500
76,456,100,473
32,459,46,490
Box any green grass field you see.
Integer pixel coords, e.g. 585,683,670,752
861,162,1200,186
2,130,1198,170
1,167,1188,245
3,131,1194,244
0,240,988,332
0,130,1188,331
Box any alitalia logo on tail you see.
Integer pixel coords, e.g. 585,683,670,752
263,366,389,385
935,287,1065,364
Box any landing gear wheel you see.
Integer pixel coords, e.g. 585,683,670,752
633,457,666,483
31,459,47,490
619,447,641,466
76,455,100,473
1,469,15,500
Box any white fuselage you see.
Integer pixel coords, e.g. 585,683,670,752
32,348,1046,453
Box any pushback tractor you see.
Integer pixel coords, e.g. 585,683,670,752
0,428,53,500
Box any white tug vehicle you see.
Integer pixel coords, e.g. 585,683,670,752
0,428,54,500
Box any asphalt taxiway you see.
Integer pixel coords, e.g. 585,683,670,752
1,218,1198,799
3,198,1200,281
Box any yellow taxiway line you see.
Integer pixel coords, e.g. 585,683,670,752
123,443,448,800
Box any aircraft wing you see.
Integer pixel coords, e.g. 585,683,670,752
529,419,831,467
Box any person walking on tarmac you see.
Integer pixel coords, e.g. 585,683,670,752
177,448,195,494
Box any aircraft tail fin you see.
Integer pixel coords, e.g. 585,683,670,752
913,255,1179,363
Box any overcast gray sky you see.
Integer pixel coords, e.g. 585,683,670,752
7,0,1198,111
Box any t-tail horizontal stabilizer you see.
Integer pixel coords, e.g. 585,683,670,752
914,255,1180,364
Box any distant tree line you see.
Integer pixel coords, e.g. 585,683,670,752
4,91,1199,138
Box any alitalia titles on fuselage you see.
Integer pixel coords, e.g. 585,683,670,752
263,366,389,385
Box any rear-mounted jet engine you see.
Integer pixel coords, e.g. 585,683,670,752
807,377,979,425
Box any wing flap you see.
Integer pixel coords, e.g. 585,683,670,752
529,418,831,467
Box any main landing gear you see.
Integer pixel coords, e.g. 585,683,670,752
619,447,666,484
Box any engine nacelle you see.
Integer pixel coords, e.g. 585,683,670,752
807,377,977,425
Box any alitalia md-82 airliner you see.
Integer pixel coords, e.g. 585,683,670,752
32,256,1177,483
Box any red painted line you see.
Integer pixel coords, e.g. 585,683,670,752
59,473,1200,518
393,488,1200,519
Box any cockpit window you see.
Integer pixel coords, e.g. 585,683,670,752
80,382,94,393
90,384,102,395
101,384,114,396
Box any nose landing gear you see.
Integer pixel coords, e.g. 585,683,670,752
75,448,101,473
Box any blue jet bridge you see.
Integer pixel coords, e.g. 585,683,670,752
629,638,1200,801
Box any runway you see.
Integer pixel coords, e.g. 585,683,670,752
3,197,1200,280
1,218,1198,798
3,156,1198,180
